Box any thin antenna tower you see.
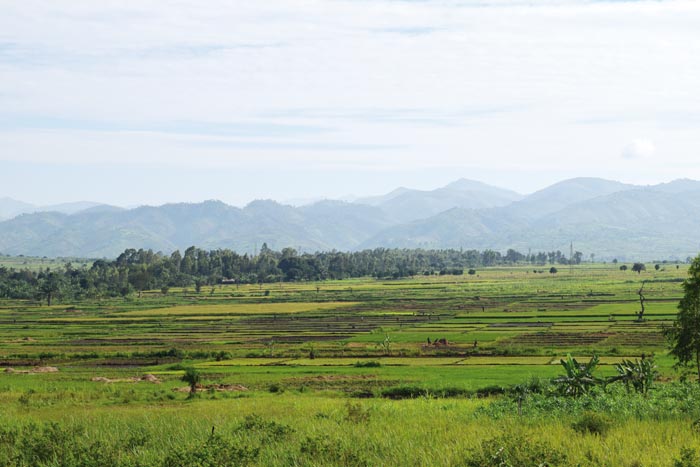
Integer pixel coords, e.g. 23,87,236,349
570,241,574,274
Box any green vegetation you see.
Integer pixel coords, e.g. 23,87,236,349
666,254,700,383
0,245,592,302
0,253,697,465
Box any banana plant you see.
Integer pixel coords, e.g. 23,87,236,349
608,357,658,395
554,354,602,397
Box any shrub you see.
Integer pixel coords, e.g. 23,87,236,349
350,389,375,398
380,385,429,399
436,387,471,398
213,350,232,362
463,433,568,467
345,402,372,424
353,360,381,368
572,411,614,436
162,434,259,467
299,435,370,467
475,385,507,397
0,422,131,467
235,414,294,442
674,447,700,467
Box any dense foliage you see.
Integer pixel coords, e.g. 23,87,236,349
666,253,700,383
0,245,581,302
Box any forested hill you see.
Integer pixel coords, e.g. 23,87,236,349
2,177,700,260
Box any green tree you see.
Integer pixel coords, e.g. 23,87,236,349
632,262,646,274
39,271,63,306
666,254,700,384
181,367,201,398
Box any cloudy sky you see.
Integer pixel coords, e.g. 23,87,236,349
1,0,699,206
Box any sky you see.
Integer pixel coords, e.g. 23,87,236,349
1,0,700,207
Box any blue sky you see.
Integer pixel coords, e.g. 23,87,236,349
1,0,699,206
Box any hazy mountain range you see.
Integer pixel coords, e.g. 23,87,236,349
0,198,107,221
1,177,700,260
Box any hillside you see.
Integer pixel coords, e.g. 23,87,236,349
0,198,108,221
0,200,393,257
1,177,700,259
355,178,522,222
360,181,700,260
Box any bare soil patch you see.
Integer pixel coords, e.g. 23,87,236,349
4,366,59,374
90,374,161,384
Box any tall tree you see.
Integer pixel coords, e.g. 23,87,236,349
666,254,700,384
38,271,63,306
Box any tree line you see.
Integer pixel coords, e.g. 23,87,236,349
0,245,582,303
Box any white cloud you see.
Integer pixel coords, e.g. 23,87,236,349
1,0,700,203
622,139,656,160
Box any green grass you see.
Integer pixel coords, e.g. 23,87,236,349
118,302,359,317
0,263,695,465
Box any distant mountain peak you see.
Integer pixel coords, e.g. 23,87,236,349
443,178,498,191
245,199,286,208
650,178,700,193
3,176,700,260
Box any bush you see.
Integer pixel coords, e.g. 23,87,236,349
463,433,568,467
436,387,471,398
478,382,700,422
674,447,700,467
299,435,370,467
513,376,552,395
350,389,375,398
0,422,139,467
162,434,259,467
475,385,507,397
380,385,429,399
235,414,294,442
353,360,381,368
345,402,372,424
571,411,613,436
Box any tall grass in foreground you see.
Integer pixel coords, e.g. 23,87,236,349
1,391,700,466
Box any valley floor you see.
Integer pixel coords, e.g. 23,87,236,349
0,264,696,466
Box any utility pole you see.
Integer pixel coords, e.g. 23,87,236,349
570,241,574,275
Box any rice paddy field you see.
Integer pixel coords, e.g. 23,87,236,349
1,263,698,466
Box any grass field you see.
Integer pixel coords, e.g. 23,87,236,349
0,263,697,466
